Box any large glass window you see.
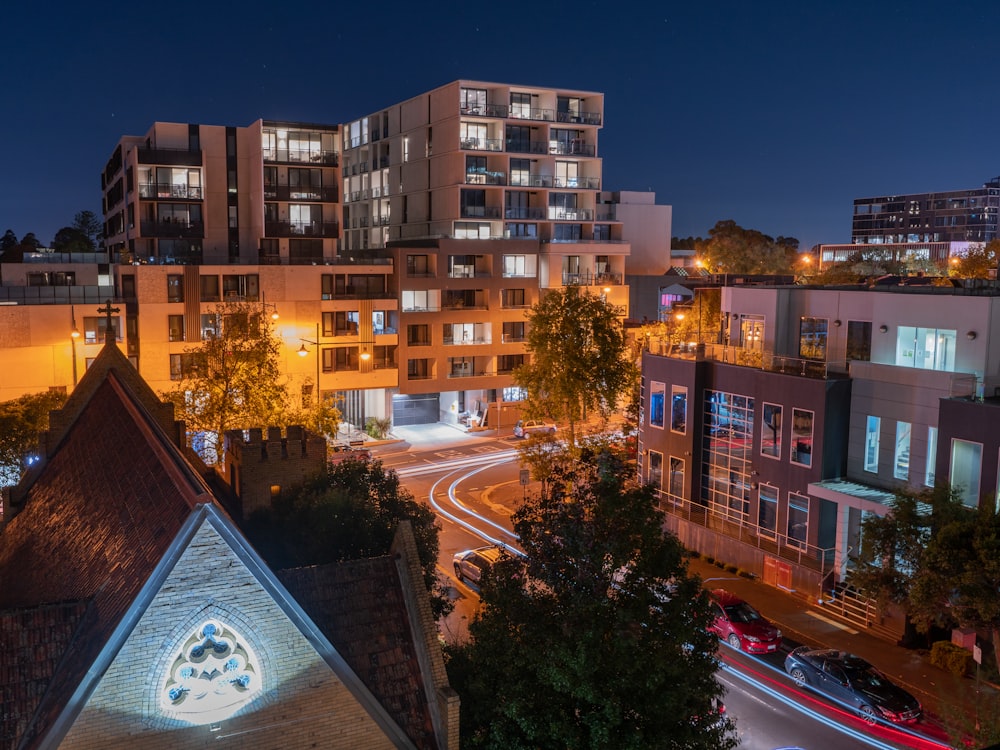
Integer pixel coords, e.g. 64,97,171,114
761,403,782,459
667,457,685,505
894,421,911,481
758,485,778,537
864,416,880,473
895,327,957,371
670,385,688,434
648,451,663,489
790,408,814,467
649,381,665,428
787,493,809,548
702,390,754,521
798,317,828,360
950,439,982,507
925,426,938,487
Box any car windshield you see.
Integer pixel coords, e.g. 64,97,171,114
723,602,762,624
844,665,889,690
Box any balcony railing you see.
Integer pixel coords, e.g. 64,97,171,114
263,148,339,166
459,206,501,219
137,148,202,167
556,110,602,126
138,183,203,200
553,176,600,190
264,185,338,202
505,207,546,220
443,336,491,345
548,209,594,221
465,171,507,185
0,286,117,305
548,141,596,157
140,220,205,238
264,220,339,238
461,138,503,152
505,140,551,155
509,173,552,188
501,333,527,343
562,272,622,286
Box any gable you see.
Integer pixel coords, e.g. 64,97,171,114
56,513,416,750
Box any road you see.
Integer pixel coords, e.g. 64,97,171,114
382,436,950,750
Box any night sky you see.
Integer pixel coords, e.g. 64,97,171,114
3,1,998,251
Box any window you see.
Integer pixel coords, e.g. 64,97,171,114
168,315,185,342
407,324,430,345
798,317,828,360
894,421,911,480
667,456,685,505
787,493,809,548
407,254,430,276
460,87,487,114
167,274,184,303
333,347,359,371
950,439,982,507
846,321,871,362
200,314,219,340
83,316,121,344
407,359,430,379
895,327,957,371
502,288,526,307
925,426,937,487
703,390,754,521
790,409,814,467
648,451,663,489
670,385,687,434
761,403,782,459
502,321,526,342
497,354,525,373
864,416,880,473
200,275,220,302
502,254,535,277
758,485,778,537
321,275,334,300
169,352,203,380
649,381,665,428
402,290,430,312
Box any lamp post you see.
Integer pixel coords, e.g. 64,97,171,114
70,305,80,386
298,323,321,405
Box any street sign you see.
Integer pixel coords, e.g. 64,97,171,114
975,644,982,665
519,469,530,486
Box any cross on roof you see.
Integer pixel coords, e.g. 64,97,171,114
97,299,120,345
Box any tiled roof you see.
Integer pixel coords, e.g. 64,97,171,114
0,352,215,748
279,557,438,749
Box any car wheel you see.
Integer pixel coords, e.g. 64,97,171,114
859,705,877,725
789,667,808,687
454,564,464,583
727,633,742,650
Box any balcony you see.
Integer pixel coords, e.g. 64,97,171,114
459,206,501,219
549,209,594,221
264,220,339,238
504,207,546,221
465,170,506,185
138,183,203,200
509,173,553,188
548,141,595,157
505,140,551,155
264,185,338,202
562,272,622,286
140,220,205,238
553,176,600,190
556,110,602,126
137,147,202,167
263,148,339,166
461,137,503,152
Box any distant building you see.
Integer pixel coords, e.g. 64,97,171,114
0,338,457,748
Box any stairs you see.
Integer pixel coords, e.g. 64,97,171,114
820,581,901,643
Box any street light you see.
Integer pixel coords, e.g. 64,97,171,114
70,305,80,386
298,323,320,405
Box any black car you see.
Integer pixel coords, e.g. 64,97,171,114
784,647,921,725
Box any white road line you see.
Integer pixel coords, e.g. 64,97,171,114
805,610,859,634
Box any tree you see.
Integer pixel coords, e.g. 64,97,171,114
447,448,734,749
243,457,451,618
51,210,102,254
162,300,334,462
513,285,635,449
0,390,68,486
950,240,1000,279
694,220,797,275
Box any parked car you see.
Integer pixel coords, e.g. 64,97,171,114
452,545,507,585
784,647,922,725
328,444,372,463
514,419,557,437
708,589,782,654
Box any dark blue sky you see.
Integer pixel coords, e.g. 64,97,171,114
3,1,998,251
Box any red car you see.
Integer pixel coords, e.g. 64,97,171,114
708,589,782,654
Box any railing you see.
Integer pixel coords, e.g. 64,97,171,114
506,140,551,155
504,207,546,220
263,148,338,166
556,110,602,125
549,209,594,221
138,183,203,200
22,251,110,264
461,138,503,152
459,206,501,219
140,221,204,238
443,337,491,345
263,221,339,238
501,333,527,343
448,369,491,378
553,176,600,190
0,286,118,305
509,173,553,188
137,147,202,166
650,342,850,381
561,272,622,286
264,185,338,202
548,141,595,157
465,171,507,185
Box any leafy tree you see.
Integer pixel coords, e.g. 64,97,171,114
0,390,68,486
0,230,17,253
243,457,451,618
694,220,797,274
51,211,103,254
162,300,337,462
447,448,734,749
513,285,635,449
950,240,1000,279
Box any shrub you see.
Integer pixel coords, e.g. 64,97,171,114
738,569,754,579
365,416,393,440
688,550,701,559
725,564,738,573
704,556,715,565
714,560,726,569
930,641,973,678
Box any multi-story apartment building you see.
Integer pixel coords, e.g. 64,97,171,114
339,80,630,425
638,280,1000,622
852,177,1000,245
1,80,631,432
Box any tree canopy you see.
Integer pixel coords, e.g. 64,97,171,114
694,220,799,275
242,457,450,618
950,240,1000,279
162,300,338,462
0,390,68,486
51,211,102,254
513,285,635,448
447,448,733,749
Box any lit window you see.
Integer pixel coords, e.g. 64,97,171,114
790,408,814,468
950,439,982,508
787,494,809,549
925,426,937,487
760,403,782,459
648,451,663,489
670,386,687,434
649,382,665,428
758,485,778,537
864,416,880,473
894,421,911,480
161,620,261,723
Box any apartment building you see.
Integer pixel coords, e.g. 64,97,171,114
638,280,1000,612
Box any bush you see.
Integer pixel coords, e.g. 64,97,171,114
687,549,701,559
725,564,738,573
714,560,726,569
738,569,754,579
365,416,392,440
704,556,715,565
930,641,973,678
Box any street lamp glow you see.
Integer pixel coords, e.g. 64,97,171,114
297,344,309,357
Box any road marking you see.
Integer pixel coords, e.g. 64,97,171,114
805,610,859,634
